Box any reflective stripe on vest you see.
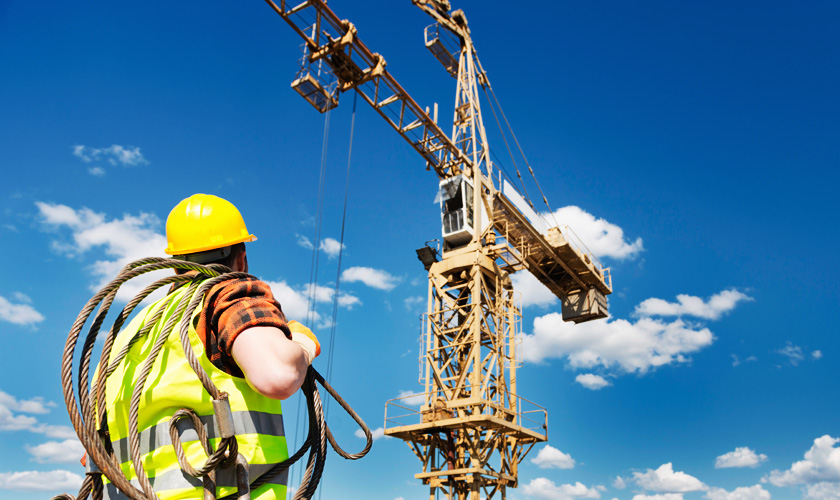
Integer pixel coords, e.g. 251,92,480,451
101,281,288,500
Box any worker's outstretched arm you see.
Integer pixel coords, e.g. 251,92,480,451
231,321,320,400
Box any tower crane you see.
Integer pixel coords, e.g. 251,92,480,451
262,1,613,499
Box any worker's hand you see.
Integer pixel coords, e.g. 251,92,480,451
288,320,320,365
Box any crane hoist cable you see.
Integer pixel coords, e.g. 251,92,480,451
482,83,561,229
52,257,371,500
294,106,333,489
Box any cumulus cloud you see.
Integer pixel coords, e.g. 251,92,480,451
531,445,576,469
765,435,840,487
812,350,823,360
575,373,611,390
341,266,400,291
25,439,85,463
731,354,757,367
511,272,558,308
715,447,768,469
0,391,53,414
632,495,684,500
536,206,643,261
73,144,149,167
634,290,752,320
0,295,45,326
264,280,360,329
776,342,806,366
0,470,84,491
0,390,75,440
521,312,714,373
396,390,426,407
36,202,168,302
804,482,840,500
403,296,424,312
319,238,345,258
522,478,601,500
633,463,706,493
355,426,388,441
613,476,627,489
704,485,770,500
295,235,345,259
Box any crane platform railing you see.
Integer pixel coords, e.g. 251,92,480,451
384,387,547,439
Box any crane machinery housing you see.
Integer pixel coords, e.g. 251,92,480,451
263,1,613,499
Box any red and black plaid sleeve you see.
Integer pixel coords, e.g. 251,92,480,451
195,277,292,377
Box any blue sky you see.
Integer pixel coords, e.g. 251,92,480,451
1,1,838,499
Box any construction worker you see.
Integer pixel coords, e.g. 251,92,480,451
98,193,319,499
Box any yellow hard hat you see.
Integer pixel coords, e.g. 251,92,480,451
164,194,257,255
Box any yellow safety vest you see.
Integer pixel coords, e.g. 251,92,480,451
99,281,288,500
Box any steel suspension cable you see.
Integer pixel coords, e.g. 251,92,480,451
485,83,561,228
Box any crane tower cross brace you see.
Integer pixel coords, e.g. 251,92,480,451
262,1,613,499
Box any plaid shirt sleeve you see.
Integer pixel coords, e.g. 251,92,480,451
196,277,292,377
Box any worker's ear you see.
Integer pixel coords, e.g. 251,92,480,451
235,249,249,273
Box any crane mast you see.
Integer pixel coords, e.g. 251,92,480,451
263,1,613,499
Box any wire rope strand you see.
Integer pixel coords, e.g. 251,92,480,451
58,256,371,500
486,83,561,228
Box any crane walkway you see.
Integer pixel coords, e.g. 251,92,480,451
491,192,611,322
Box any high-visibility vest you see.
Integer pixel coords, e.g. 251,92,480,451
100,281,289,500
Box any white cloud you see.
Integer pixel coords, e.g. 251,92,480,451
613,476,627,489
319,238,345,258
341,266,400,291
355,426,388,441
0,295,45,326
705,485,770,500
396,390,426,407
25,439,85,463
88,166,106,176
812,350,823,360
264,280,360,328
536,206,643,261
765,435,840,487
521,312,714,373
294,235,345,259
0,470,84,491
0,391,53,414
36,202,168,302
296,234,314,250
715,447,768,469
531,445,576,469
0,405,38,432
264,280,322,325
511,272,558,308
804,482,840,500
0,391,75,441
776,342,805,366
633,463,706,493
403,296,424,311
31,424,77,439
632,495,684,500
731,354,757,367
522,478,601,500
634,290,752,321
73,144,148,167
575,373,611,390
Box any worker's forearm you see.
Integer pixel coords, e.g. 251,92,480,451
231,326,309,400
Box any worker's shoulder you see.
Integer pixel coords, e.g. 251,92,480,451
208,274,276,301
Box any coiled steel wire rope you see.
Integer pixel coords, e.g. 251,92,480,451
53,257,372,500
